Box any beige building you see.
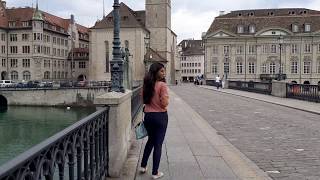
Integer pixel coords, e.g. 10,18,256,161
89,0,178,85
0,1,89,82
178,40,204,82
203,8,320,85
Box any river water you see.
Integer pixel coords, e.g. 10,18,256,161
0,106,96,166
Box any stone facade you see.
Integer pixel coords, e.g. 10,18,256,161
89,0,179,85
203,8,320,85
0,1,89,82
178,40,204,82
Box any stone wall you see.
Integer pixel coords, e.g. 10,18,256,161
0,87,109,106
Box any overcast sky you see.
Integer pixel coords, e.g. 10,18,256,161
6,0,320,43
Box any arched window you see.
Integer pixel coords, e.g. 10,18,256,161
237,25,244,33
44,71,50,79
249,24,256,33
10,71,18,80
23,71,31,81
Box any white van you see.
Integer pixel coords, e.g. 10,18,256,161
0,80,14,88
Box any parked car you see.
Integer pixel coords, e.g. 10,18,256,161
0,80,14,88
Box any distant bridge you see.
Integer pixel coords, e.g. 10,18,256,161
0,87,110,107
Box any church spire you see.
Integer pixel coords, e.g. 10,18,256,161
33,0,43,21
103,0,105,18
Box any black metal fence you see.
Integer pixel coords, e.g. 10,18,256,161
228,81,272,95
206,80,220,87
286,83,320,103
131,86,143,126
0,107,109,180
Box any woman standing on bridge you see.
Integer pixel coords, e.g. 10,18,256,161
140,62,169,179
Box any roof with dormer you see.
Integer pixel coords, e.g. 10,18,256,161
178,40,204,56
0,5,89,38
206,8,320,36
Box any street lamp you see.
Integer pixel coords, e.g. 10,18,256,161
278,35,284,81
110,0,125,92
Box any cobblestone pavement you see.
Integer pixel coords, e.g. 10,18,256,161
170,84,320,180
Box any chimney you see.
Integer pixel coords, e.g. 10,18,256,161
71,14,75,24
219,11,225,16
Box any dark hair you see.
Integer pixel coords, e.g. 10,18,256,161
143,63,165,104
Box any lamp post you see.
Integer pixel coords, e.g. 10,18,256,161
278,35,284,81
110,0,125,92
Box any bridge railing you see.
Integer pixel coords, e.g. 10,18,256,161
131,86,143,126
286,83,320,103
0,107,109,180
228,81,272,95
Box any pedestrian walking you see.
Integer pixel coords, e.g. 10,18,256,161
140,62,169,179
215,75,221,89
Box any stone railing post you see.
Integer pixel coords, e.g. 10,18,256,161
271,81,287,98
94,90,132,177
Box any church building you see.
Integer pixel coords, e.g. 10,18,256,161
89,0,179,86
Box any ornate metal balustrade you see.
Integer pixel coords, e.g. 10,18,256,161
287,83,320,103
228,81,272,95
0,107,109,180
131,86,143,126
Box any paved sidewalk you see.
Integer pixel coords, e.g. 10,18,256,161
134,90,271,180
199,85,320,115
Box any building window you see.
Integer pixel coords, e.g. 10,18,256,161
22,34,29,41
248,62,255,74
23,71,31,80
271,44,277,53
10,46,18,54
248,45,256,54
11,71,18,80
8,21,16,27
291,44,298,54
292,24,299,32
10,34,17,41
44,71,50,79
1,45,5,54
237,25,244,33
1,33,5,41
236,62,243,74
223,46,230,55
249,25,255,33
22,46,30,54
269,62,276,74
212,45,218,54
303,61,311,74
2,59,6,67
304,24,311,32
79,61,86,68
261,63,267,73
53,37,56,44
304,44,311,53
262,45,269,54
291,61,298,74
236,45,243,54
224,62,230,74
10,59,18,68
212,62,218,74
317,61,320,73
22,59,30,68
71,62,75,69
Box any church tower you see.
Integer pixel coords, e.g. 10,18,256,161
146,0,175,84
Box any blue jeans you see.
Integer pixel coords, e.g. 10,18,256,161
141,112,168,175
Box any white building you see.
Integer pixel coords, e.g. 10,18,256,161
178,40,204,82
203,8,320,85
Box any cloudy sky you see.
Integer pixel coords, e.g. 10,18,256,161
6,0,320,42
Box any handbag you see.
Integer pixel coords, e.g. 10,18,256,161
135,121,148,140
135,106,148,140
